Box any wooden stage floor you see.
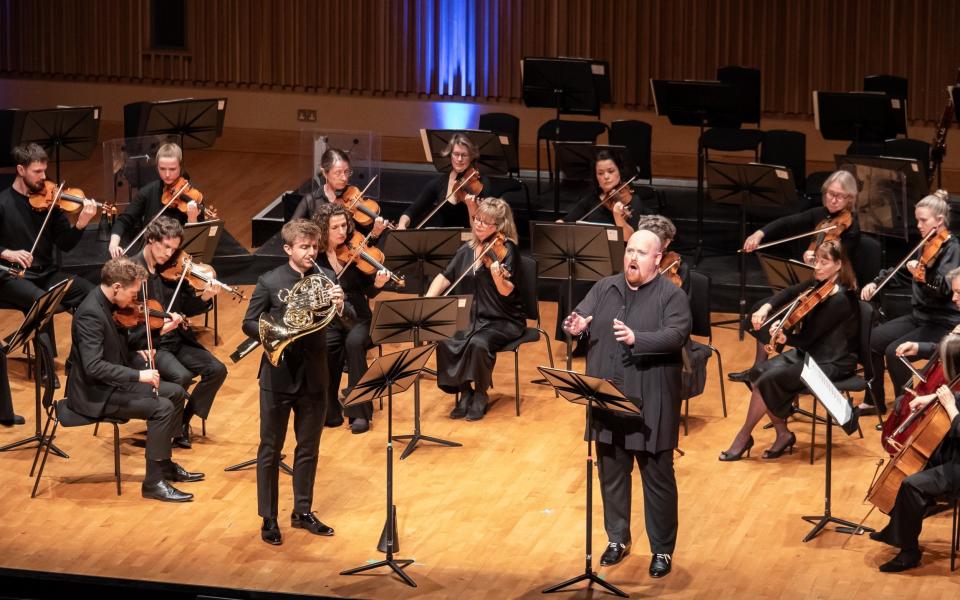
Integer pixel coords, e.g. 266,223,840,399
1,141,958,598
0,298,958,600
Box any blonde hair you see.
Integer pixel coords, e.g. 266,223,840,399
916,189,950,228
473,197,518,245
156,142,183,164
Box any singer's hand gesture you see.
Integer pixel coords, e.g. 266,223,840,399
612,318,635,346
563,312,592,336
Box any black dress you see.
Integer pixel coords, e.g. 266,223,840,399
748,281,859,419
401,172,490,229
435,239,525,395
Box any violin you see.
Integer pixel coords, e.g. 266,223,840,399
338,178,395,230
335,231,405,287
161,177,218,219
28,180,116,217
659,251,682,287
913,227,951,284
601,179,634,218
414,167,484,229
112,298,169,330
764,279,836,354
478,232,511,278
158,249,247,301
807,209,853,253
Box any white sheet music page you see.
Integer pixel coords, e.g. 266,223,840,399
800,354,853,425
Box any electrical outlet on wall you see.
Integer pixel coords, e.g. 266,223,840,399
297,109,317,122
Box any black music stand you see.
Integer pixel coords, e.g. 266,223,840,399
522,57,602,216
538,366,640,598
836,154,925,240
340,344,436,588
797,354,870,542
757,253,814,293
381,228,470,295
531,222,615,369
2,106,102,182
370,297,472,460
651,79,748,262
0,279,73,456
707,161,796,339
814,91,901,146
124,98,227,149
420,128,511,176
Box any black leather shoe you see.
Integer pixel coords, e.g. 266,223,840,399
291,511,334,536
649,553,672,578
261,518,282,545
466,393,488,421
0,414,25,426
172,423,192,449
141,480,193,502
600,542,630,566
450,391,471,419
879,549,921,572
761,432,797,460
869,530,896,547
350,418,370,434
163,461,205,483
727,369,751,383
324,415,345,428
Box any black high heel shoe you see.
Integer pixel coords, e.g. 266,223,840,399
718,436,754,461
762,432,797,459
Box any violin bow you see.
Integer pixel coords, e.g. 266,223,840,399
738,224,837,254
416,169,480,229
122,180,191,255
870,228,938,297
141,281,159,398
28,182,67,256
442,237,500,297
579,175,638,223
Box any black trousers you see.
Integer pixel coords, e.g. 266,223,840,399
325,320,372,421
256,389,326,519
869,314,952,412
880,450,960,551
155,345,227,421
0,348,14,421
0,270,92,312
595,442,678,554
99,381,185,465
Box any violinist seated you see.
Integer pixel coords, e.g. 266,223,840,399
742,170,860,265
860,191,960,416
425,198,525,421
637,215,688,293
292,148,389,239
128,217,227,449
312,204,391,434
109,142,205,258
397,133,489,230
0,143,97,313
719,240,860,461
66,257,203,502
870,334,960,573
554,150,643,347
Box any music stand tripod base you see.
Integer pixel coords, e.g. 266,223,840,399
223,454,293,476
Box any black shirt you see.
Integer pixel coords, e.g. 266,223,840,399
872,235,960,326
402,172,490,229
0,186,84,276
759,206,860,257
111,179,200,242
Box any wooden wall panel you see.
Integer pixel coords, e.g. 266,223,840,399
2,0,960,123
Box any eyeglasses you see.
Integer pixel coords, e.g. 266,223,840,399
472,216,495,228
825,190,852,202
451,152,471,160
327,169,353,178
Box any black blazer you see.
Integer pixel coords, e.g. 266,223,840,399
66,287,142,418
242,263,353,394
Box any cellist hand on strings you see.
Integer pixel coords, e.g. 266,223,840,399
908,385,959,420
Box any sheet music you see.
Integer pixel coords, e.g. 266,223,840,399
800,354,853,426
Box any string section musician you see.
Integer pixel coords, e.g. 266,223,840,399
562,229,691,578
130,217,227,448
861,191,960,415
425,197,524,421
0,143,97,312
242,219,348,545
65,257,203,502
108,142,203,258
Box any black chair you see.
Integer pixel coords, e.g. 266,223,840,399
495,254,555,416
478,112,520,176
536,119,608,193
30,342,128,497
682,270,727,435
805,300,879,464
850,234,882,290
760,129,806,186
609,119,653,182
